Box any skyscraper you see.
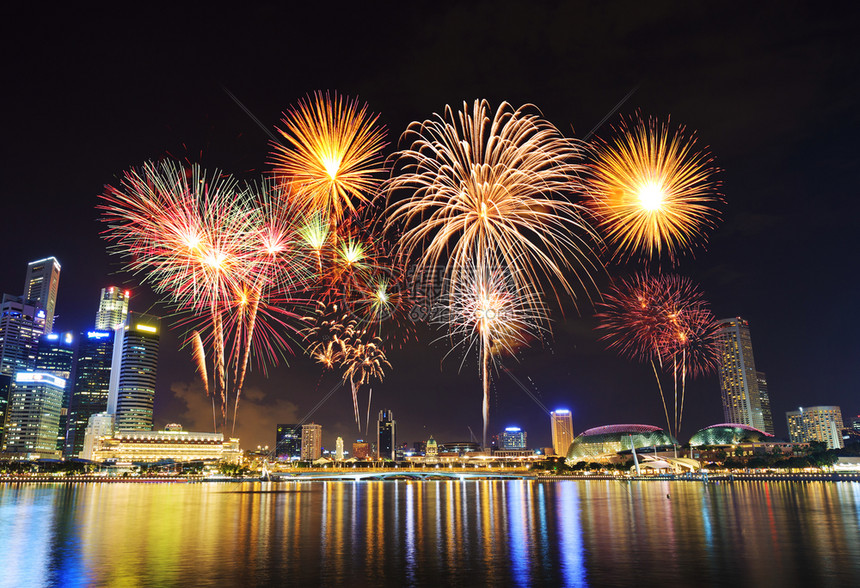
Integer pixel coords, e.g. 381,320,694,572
377,409,396,460
108,313,160,431
786,406,844,450
499,426,527,449
755,371,775,435
275,424,302,460
300,423,322,460
716,317,767,431
24,257,61,334
0,295,46,447
3,372,65,457
66,330,114,456
335,436,344,461
95,287,130,331
35,332,76,451
550,409,574,456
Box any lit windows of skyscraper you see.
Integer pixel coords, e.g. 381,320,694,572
24,257,60,334
300,423,322,461
335,436,344,461
786,406,844,449
275,424,301,460
66,330,114,456
3,372,65,458
95,287,130,331
550,409,574,456
108,313,160,431
377,409,396,460
499,426,527,450
35,332,76,452
755,371,774,436
716,317,769,431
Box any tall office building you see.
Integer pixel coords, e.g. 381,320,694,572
550,409,574,456
3,372,65,457
377,409,396,460
499,426,527,450
716,317,769,431
0,295,46,447
35,332,76,451
24,257,61,334
108,313,160,431
755,371,775,435
275,424,302,460
300,423,322,460
66,330,114,456
95,287,130,331
335,437,344,461
786,406,844,450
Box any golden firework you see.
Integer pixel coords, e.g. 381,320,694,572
271,91,387,227
588,116,721,262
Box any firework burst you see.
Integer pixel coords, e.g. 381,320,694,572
271,91,387,228
587,116,722,263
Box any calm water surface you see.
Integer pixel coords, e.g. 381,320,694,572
0,479,858,587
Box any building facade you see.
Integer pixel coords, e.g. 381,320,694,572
95,287,130,331
499,426,527,450
35,332,76,451
786,406,844,449
24,257,61,334
3,372,66,458
755,371,775,435
108,313,160,431
550,410,574,456
335,437,344,461
300,423,322,461
275,424,302,460
80,412,115,460
352,440,371,459
91,426,240,464
66,330,114,456
716,317,770,431
377,409,396,460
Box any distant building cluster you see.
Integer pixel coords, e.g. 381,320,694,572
0,257,238,464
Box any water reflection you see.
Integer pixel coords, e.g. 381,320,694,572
0,480,858,586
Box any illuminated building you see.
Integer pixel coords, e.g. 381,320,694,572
335,436,344,461
755,371,775,435
80,411,114,460
716,317,768,431
24,257,61,334
108,312,160,431
352,440,371,459
688,423,773,446
499,426,527,450
439,441,481,455
3,372,66,458
425,436,437,457
0,295,46,376
35,332,76,452
786,406,844,449
565,424,678,463
91,425,241,464
377,409,395,460
550,409,574,456
275,424,301,460
66,330,114,456
300,423,322,460
95,287,130,330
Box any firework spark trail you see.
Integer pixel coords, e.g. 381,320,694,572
596,273,719,437
587,115,722,263
271,91,387,229
387,99,601,447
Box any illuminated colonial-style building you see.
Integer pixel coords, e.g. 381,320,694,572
91,425,241,463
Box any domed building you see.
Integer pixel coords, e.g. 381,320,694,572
688,423,773,447
565,424,679,463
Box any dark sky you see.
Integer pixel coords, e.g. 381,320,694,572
3,2,858,451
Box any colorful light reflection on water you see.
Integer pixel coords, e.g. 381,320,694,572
0,480,858,586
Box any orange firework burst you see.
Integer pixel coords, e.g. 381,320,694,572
271,91,387,227
588,116,722,263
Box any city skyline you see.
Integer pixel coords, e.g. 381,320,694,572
2,4,857,452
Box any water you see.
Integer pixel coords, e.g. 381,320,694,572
1,479,858,586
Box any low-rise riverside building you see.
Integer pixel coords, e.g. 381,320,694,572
91,425,241,464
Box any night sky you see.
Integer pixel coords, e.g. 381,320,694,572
3,2,858,451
